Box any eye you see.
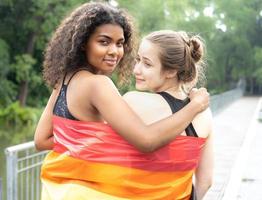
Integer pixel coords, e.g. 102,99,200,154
99,40,109,46
116,41,124,47
135,56,140,63
144,61,152,67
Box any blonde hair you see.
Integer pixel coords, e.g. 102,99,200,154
145,30,206,90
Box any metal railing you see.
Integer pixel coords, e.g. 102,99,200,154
5,142,48,200
4,87,245,200
210,87,244,115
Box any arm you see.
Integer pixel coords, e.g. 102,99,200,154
195,117,214,199
90,75,209,153
34,89,59,151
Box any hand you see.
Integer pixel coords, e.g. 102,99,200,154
189,87,209,112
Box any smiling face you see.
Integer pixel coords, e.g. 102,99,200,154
134,39,170,92
85,23,125,75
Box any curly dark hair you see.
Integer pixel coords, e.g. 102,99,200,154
43,2,137,88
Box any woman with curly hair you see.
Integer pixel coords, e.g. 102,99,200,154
34,2,210,199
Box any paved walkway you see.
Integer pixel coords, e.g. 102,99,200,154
236,104,262,200
204,96,262,200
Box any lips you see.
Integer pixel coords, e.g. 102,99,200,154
135,77,145,83
103,58,118,66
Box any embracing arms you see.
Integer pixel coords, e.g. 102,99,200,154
34,74,209,152
89,76,209,152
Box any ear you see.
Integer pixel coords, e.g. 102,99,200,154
165,69,177,79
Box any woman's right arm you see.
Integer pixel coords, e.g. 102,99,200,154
90,75,209,153
34,89,59,151
195,131,214,199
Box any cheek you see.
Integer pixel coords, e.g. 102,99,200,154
90,43,106,56
119,47,124,59
96,45,107,56
143,71,154,85
147,73,163,87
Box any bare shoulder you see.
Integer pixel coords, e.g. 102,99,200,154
197,107,213,122
123,91,172,124
68,71,119,105
123,91,164,102
89,74,114,86
79,72,114,87
123,91,168,109
72,72,117,94
192,107,213,138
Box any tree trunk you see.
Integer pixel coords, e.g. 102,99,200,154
18,32,36,106
224,55,232,85
26,32,36,54
250,78,254,95
18,81,28,107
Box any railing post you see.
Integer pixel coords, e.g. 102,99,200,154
5,141,48,200
5,149,18,200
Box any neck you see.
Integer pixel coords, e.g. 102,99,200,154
166,86,187,99
156,80,187,99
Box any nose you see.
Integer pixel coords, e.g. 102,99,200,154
108,44,118,55
133,62,141,75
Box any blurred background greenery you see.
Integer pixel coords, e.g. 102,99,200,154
0,0,261,188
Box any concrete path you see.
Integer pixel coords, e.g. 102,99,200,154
204,96,261,200
236,104,262,200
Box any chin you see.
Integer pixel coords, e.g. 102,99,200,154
105,68,116,74
135,84,148,91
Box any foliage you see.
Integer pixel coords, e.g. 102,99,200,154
0,0,89,107
0,102,42,143
0,38,17,107
11,54,39,84
254,47,262,83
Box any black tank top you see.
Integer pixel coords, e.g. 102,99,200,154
159,91,198,200
158,91,198,137
53,71,82,120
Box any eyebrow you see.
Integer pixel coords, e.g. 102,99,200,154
142,56,153,64
97,35,125,42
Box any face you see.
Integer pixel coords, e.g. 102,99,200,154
134,39,168,92
85,24,125,75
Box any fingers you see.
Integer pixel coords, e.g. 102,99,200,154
189,88,197,99
191,87,198,93
189,87,210,112
190,87,208,96
198,87,207,92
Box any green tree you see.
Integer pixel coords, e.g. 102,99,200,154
0,38,17,107
0,0,88,106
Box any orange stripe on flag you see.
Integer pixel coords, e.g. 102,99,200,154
41,151,194,200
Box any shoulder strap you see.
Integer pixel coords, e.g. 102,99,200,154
61,72,67,86
64,68,89,86
158,92,198,137
65,71,79,86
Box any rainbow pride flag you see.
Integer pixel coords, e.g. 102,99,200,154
41,115,206,200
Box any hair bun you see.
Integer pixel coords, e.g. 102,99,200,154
189,36,203,63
